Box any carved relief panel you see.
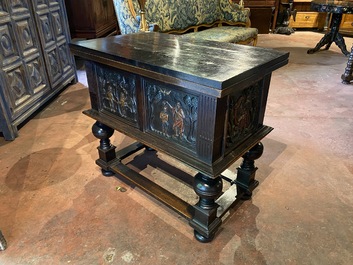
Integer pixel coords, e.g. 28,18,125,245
145,79,198,151
96,65,138,126
226,82,261,150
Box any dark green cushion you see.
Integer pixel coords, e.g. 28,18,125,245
182,26,258,43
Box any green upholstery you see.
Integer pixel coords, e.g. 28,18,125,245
182,26,258,43
112,0,257,45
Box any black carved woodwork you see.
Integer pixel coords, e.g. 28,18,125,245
0,0,76,140
70,33,289,242
0,230,6,251
307,0,353,55
341,44,353,84
226,82,261,149
96,65,138,124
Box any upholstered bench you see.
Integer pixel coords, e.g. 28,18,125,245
113,0,258,46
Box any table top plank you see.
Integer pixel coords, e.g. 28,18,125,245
70,32,289,90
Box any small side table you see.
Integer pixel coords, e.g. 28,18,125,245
307,0,353,56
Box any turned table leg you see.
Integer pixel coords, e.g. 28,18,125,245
92,121,116,176
341,44,353,84
236,142,264,200
0,230,7,251
189,173,223,243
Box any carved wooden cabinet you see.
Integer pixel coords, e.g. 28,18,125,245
64,0,117,39
243,0,277,33
0,0,76,140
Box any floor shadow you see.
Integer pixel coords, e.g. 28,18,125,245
5,147,82,191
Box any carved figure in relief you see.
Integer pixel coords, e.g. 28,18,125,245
159,103,169,136
171,101,185,139
234,96,251,132
118,91,129,117
106,84,118,110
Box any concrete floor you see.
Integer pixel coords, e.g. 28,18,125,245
1,31,353,264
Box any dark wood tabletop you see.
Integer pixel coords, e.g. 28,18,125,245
311,0,353,13
70,32,288,91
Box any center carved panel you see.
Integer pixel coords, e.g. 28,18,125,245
145,79,198,150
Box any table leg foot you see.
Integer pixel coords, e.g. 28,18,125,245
92,121,116,175
0,230,7,251
145,146,155,151
335,33,349,56
307,33,332,54
189,173,223,243
341,44,353,84
236,142,263,200
194,230,215,243
102,169,115,176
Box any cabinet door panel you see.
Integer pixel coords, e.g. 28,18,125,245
4,64,30,119
31,0,74,88
1,0,50,120
0,23,20,67
0,0,75,140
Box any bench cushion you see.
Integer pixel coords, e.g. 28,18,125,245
182,26,258,43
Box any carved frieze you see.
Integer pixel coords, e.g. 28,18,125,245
97,65,138,124
145,79,198,149
226,82,261,149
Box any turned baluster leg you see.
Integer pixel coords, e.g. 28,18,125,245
189,173,223,243
341,44,353,84
236,142,264,200
0,230,7,251
92,121,116,176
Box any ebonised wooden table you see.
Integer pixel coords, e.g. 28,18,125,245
70,33,289,243
307,0,353,55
